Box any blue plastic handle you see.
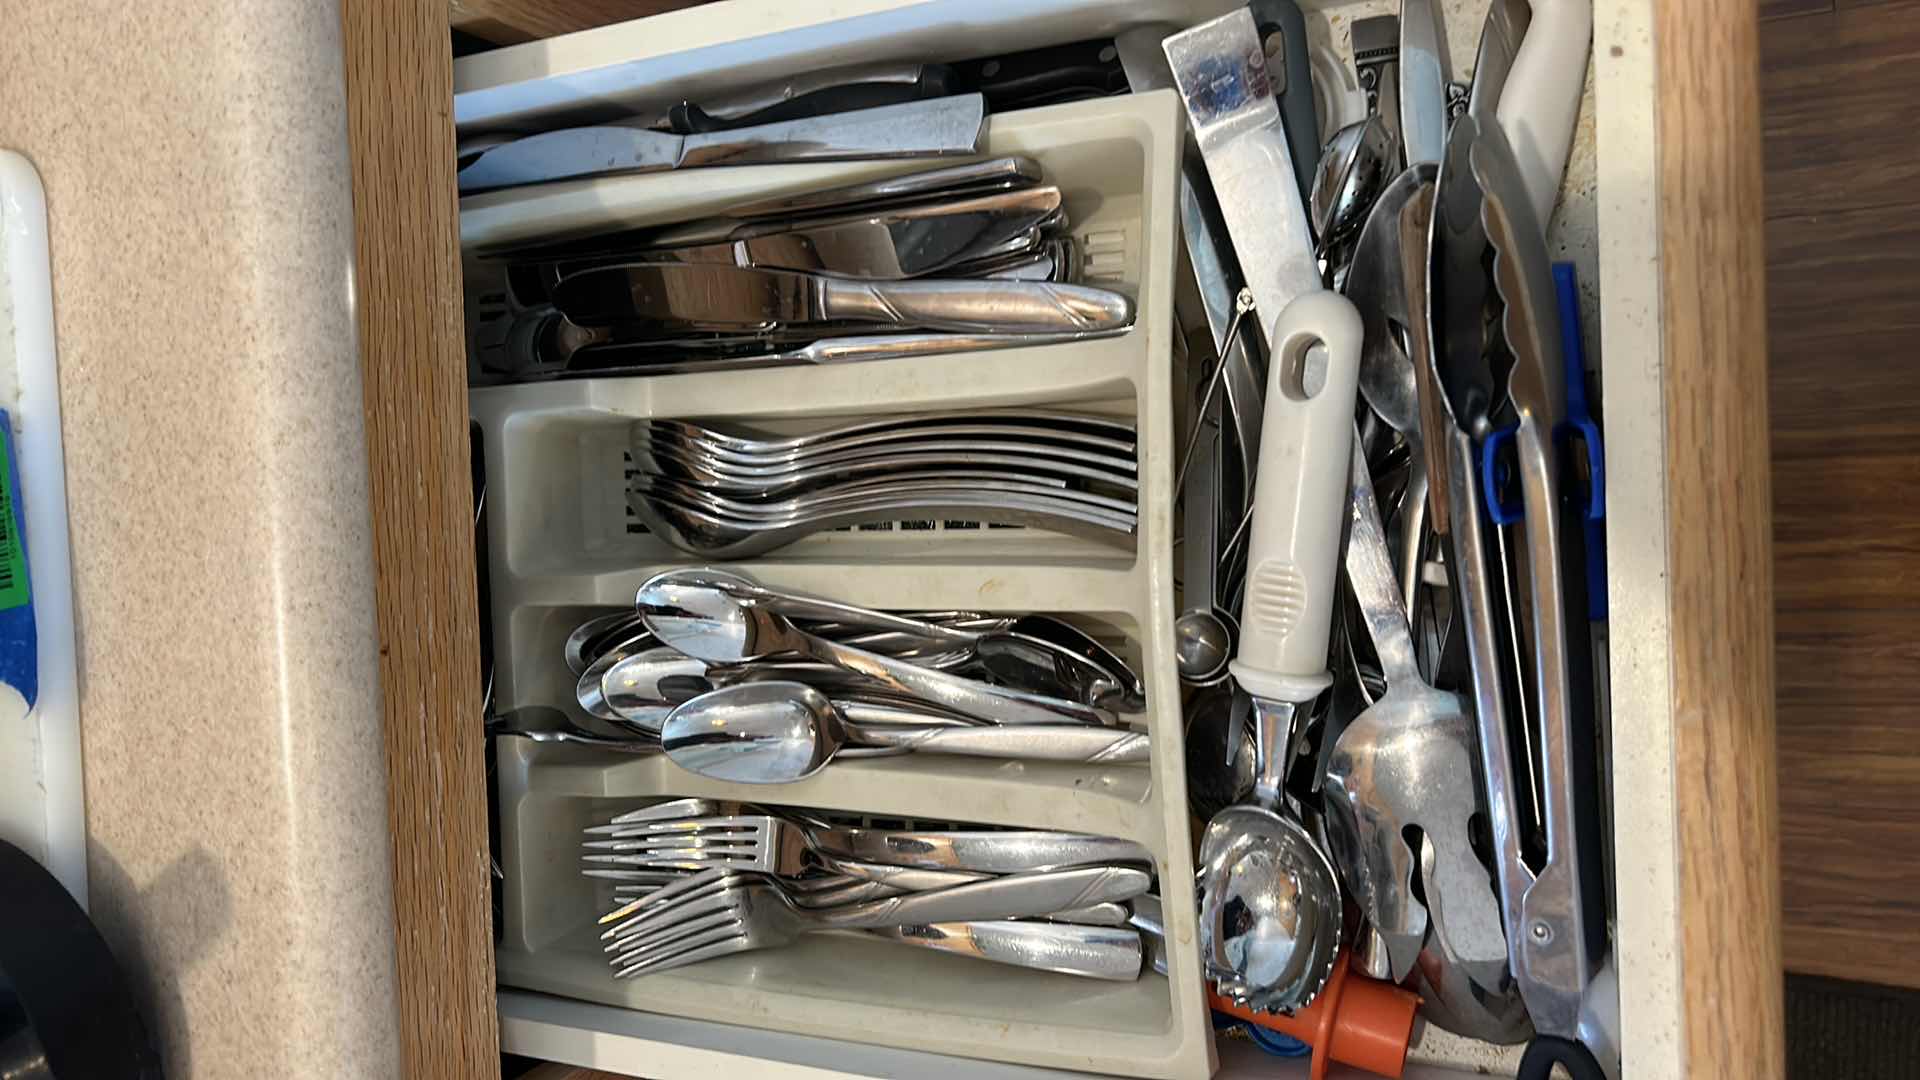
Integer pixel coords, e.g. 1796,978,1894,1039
1554,264,1608,620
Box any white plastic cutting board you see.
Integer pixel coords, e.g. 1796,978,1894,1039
0,150,85,905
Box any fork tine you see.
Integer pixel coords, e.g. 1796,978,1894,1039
582,835,758,852
586,819,759,839
605,907,742,960
582,850,753,868
605,903,740,956
595,867,734,926
601,878,744,941
614,933,756,979
582,868,695,884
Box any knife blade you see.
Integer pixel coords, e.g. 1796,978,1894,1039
457,94,987,194
551,263,1133,335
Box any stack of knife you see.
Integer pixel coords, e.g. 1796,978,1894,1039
467,154,1138,383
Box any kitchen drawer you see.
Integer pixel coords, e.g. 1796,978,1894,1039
340,1,1782,1078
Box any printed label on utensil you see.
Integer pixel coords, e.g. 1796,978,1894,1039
0,426,29,611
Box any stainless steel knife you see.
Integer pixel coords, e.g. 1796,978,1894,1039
550,263,1133,335
457,93,987,194
557,186,1064,280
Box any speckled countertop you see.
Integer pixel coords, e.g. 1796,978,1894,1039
0,5,401,1077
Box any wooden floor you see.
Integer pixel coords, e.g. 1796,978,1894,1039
1762,0,1920,989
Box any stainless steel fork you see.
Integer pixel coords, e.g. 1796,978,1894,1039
583,813,1154,875
602,865,1151,978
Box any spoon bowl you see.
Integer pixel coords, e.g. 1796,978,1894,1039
661,681,841,784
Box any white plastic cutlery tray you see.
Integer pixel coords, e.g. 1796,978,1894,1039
471,92,1218,1078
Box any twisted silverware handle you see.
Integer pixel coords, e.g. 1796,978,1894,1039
820,277,1135,334
813,865,1151,930
873,921,1144,981
845,721,1151,763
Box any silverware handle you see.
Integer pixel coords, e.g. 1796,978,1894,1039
791,625,1115,727
1344,439,1424,685
844,721,1152,764
811,865,1151,930
873,921,1144,981
804,826,1154,874
677,93,985,168
816,858,987,891
793,330,1118,365
816,278,1134,334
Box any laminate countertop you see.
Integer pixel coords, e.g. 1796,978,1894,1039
0,5,403,1076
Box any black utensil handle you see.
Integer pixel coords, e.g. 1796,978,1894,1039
1518,1036,1608,1080
1248,0,1320,204
668,69,956,134
950,39,1127,110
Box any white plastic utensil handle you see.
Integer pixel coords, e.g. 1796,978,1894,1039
1496,0,1593,233
1229,290,1364,704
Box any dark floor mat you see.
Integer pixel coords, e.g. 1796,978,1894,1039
1789,973,1920,1079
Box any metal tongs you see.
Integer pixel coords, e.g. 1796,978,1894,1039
1424,97,1615,1080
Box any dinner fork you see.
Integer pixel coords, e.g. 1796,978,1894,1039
582,813,1154,875
602,864,1150,977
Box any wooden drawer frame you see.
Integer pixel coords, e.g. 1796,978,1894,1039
339,1,1783,1076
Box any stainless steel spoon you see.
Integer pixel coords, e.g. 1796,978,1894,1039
637,581,1117,727
660,681,1149,784
487,706,660,753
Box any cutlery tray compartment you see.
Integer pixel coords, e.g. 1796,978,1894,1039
475,87,1217,1079
495,756,1184,1075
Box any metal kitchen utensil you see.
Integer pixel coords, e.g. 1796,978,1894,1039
601,865,1151,978
566,611,651,675
1472,118,1613,1080
552,263,1134,335
1195,692,1342,1013
1344,162,1440,616
1163,10,1323,353
629,485,1135,560
486,705,660,754
546,186,1066,281
1399,0,1453,168
539,327,1127,379
457,93,987,193
588,813,1153,875
640,442,1135,497
658,681,1150,783
1310,116,1395,258
574,625,663,720
641,408,1135,455
1114,30,1267,516
1323,441,1507,987
868,920,1144,981
1199,284,1365,1015
1408,832,1535,1044
458,60,941,135
1467,0,1534,121
648,156,1045,245
637,580,1117,727
665,66,956,133
1351,16,1403,159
